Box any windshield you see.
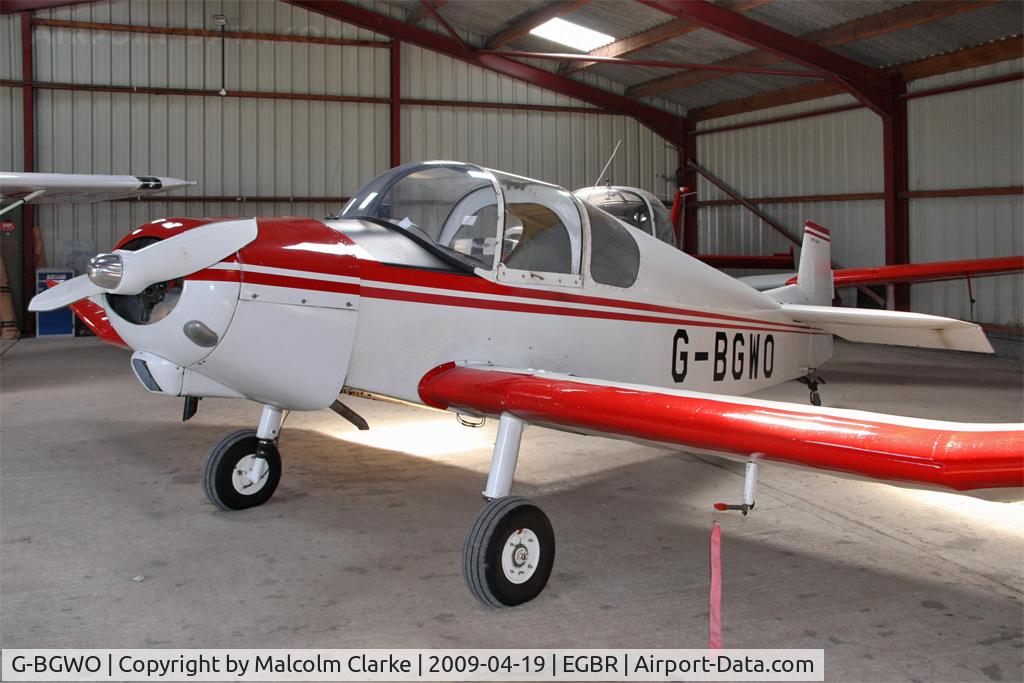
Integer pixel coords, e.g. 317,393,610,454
342,161,500,268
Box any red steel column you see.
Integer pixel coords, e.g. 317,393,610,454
681,119,699,254
20,12,36,336
389,39,400,168
883,75,910,310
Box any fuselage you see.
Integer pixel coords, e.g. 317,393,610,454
91,212,831,412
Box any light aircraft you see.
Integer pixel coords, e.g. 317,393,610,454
28,161,1023,607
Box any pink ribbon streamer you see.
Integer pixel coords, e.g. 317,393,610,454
709,520,723,649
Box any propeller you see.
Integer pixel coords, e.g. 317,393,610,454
29,218,257,312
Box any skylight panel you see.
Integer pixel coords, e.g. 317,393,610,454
529,17,614,52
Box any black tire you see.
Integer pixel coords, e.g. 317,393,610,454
810,391,822,406
463,496,555,608
202,429,281,510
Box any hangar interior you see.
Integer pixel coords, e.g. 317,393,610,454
1,0,1022,681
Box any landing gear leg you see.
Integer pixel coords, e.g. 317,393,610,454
202,405,284,510
463,413,555,607
797,372,826,406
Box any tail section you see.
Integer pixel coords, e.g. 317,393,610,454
764,221,834,305
797,221,834,305
765,221,992,354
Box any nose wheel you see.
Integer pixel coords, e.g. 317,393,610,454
463,496,555,608
202,429,281,510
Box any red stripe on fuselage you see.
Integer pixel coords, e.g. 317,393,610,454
361,284,823,334
185,268,241,283
185,260,822,335
241,271,360,295
357,262,815,333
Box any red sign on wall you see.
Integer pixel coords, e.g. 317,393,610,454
0,221,15,234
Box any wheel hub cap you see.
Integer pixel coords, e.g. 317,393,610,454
231,454,268,495
501,528,540,584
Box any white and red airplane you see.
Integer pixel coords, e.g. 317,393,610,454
29,161,1023,608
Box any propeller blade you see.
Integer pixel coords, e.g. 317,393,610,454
28,275,104,312
113,218,257,295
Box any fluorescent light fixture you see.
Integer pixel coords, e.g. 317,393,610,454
529,17,613,52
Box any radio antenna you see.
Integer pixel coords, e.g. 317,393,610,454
585,139,621,200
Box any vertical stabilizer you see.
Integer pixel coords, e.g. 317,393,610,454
797,221,834,305
765,221,834,305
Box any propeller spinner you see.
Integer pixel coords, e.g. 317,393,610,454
29,218,258,312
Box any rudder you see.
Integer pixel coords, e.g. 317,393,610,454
764,221,834,305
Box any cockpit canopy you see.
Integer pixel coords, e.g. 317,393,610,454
341,161,640,288
573,186,676,248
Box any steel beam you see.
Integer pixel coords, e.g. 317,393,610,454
30,18,391,48
407,0,445,25
883,76,910,311
0,0,91,14
560,0,770,76
681,120,698,254
415,0,469,53
2,78,621,116
287,0,686,145
390,40,401,168
20,13,35,337
482,50,828,77
687,159,802,247
690,36,1023,123
629,0,998,98
692,186,1024,208
641,0,893,114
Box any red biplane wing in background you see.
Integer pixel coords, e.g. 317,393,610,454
826,256,1024,288
740,255,1024,292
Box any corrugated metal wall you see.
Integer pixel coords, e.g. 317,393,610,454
8,0,679,275
695,65,1023,324
696,99,884,281
1,15,24,173
907,59,1023,325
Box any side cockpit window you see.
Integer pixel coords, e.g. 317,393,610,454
494,173,582,276
574,186,677,248
586,204,640,288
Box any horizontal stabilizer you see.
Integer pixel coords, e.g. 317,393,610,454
781,304,993,354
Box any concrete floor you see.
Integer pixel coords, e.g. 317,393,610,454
1,337,1022,681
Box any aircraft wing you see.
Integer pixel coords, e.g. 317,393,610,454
0,172,194,205
419,364,1023,493
830,256,1024,287
739,256,1023,292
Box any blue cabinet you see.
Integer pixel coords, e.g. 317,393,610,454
36,268,76,337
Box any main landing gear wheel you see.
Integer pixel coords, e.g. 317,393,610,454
202,429,281,511
463,496,555,608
